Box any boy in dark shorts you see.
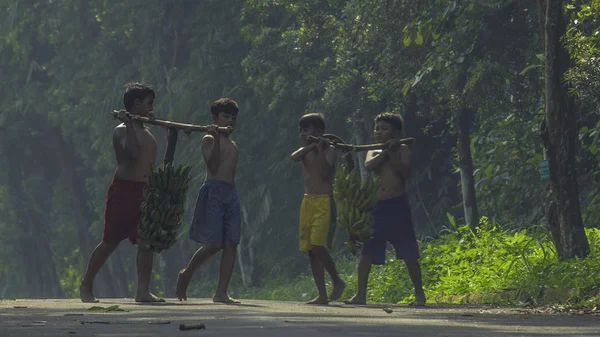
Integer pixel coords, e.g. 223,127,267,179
80,82,163,303
291,113,345,305
175,98,241,304
345,112,426,306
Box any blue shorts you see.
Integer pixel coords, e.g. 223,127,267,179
189,179,241,243
361,196,420,265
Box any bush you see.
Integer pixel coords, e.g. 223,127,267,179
188,217,600,307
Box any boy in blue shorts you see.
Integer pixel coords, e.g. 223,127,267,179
176,98,241,304
291,113,345,305
345,112,426,306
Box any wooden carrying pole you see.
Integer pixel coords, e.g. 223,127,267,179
111,110,231,165
111,110,232,134
307,135,416,152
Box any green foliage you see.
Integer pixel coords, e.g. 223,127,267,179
215,218,600,307
0,0,599,301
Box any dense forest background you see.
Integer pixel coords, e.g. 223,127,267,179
1,0,599,303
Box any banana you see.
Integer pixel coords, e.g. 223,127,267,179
138,163,195,252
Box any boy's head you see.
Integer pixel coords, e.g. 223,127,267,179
123,82,155,117
373,112,404,143
211,98,239,129
298,113,326,144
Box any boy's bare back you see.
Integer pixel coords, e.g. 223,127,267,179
366,143,411,200
112,123,157,183
202,130,238,185
300,144,336,195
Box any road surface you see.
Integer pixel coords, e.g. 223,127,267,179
1,298,599,336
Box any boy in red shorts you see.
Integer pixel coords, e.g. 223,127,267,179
79,82,164,303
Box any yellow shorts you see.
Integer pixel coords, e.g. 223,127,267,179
299,194,337,252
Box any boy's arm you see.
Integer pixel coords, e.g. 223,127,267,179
364,149,389,171
113,121,140,161
316,143,336,179
389,145,412,180
290,143,318,162
201,126,221,172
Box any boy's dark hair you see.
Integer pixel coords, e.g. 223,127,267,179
123,82,155,112
298,113,326,132
374,112,404,133
211,98,239,117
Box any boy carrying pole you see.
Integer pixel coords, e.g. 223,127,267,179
291,113,345,305
80,82,163,303
176,98,241,303
345,112,426,306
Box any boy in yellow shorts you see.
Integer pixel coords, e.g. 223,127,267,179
290,113,345,305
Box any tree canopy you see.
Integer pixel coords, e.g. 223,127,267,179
0,0,599,298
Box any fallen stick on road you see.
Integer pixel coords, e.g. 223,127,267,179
179,323,206,330
148,320,171,325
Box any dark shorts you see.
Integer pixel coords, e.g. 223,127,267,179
189,179,241,243
102,178,146,245
361,196,420,265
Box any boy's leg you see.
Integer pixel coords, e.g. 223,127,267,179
135,239,164,302
176,242,222,301
177,181,224,301
310,246,345,300
80,241,118,303
389,197,425,306
345,254,372,305
212,185,241,303
214,241,240,303
307,249,328,304
405,260,426,306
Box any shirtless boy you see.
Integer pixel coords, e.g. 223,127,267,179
176,98,240,303
291,113,345,305
80,82,163,303
345,112,426,306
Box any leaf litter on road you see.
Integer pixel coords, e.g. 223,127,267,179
88,305,125,312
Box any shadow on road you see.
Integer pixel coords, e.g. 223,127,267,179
1,299,598,337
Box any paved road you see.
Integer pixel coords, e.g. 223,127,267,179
1,299,599,336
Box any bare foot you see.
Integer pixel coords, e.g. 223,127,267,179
79,284,99,303
306,296,329,305
213,294,240,304
409,292,426,307
175,269,190,301
135,293,165,303
329,280,345,301
344,293,366,305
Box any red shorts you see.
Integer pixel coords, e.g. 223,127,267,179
102,178,146,245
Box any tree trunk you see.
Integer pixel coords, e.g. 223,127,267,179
31,216,64,298
5,150,64,298
237,240,249,287
543,0,589,259
110,248,132,297
159,246,183,297
55,132,92,263
456,107,480,230
53,129,119,297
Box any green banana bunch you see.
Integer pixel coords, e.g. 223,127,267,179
333,164,381,254
138,162,194,253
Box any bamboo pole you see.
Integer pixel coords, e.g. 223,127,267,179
111,110,232,134
307,135,415,152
